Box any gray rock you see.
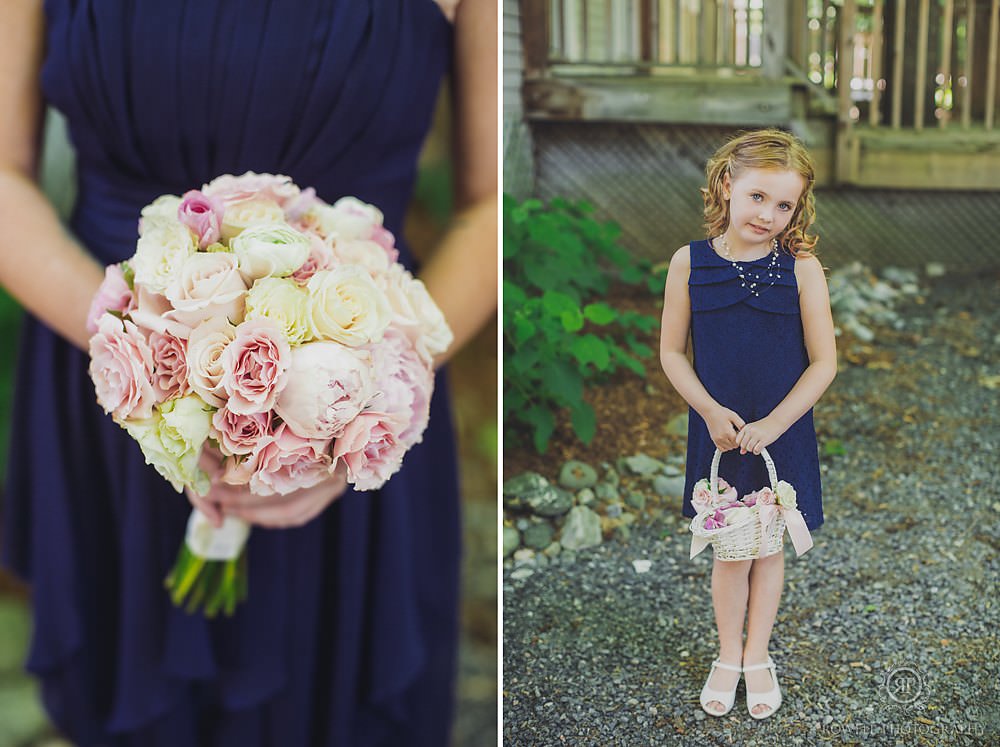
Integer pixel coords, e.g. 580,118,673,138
542,541,562,558
925,261,946,277
527,486,574,518
576,488,596,507
662,463,684,478
653,474,686,497
502,471,550,511
844,317,875,343
560,506,603,551
624,492,646,511
606,503,623,519
502,526,520,558
522,522,554,550
601,465,620,488
664,412,689,437
594,482,619,503
515,518,531,531
509,567,534,580
512,548,535,564
559,460,598,490
622,453,665,476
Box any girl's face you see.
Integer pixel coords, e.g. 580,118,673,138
722,167,805,249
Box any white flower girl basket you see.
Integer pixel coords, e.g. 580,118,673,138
688,447,814,561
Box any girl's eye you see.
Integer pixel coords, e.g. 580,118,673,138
778,203,792,211
751,193,763,202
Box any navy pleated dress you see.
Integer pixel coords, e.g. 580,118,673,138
2,3,461,746
681,239,824,532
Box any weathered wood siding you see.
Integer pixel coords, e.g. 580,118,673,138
505,0,534,198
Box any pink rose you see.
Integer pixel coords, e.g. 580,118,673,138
177,189,224,248
224,422,332,496
212,407,272,456
220,318,291,415
149,331,190,402
368,329,433,448
273,342,376,440
88,314,157,420
283,187,319,221
86,265,133,334
332,411,408,491
290,234,337,285
129,283,191,339
755,488,777,506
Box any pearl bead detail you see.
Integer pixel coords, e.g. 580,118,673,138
715,236,781,297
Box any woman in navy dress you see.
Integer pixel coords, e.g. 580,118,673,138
0,2,497,745
659,130,836,720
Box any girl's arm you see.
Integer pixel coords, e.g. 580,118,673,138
659,245,745,451
0,0,105,352
417,0,498,366
734,254,837,454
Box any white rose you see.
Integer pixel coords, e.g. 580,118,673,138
775,480,798,510
244,277,313,345
330,238,391,275
131,218,197,294
274,342,377,439
140,195,182,220
311,197,383,241
186,317,237,407
230,223,311,282
123,395,212,495
723,506,752,526
220,198,287,241
378,264,452,363
163,251,248,333
307,266,392,346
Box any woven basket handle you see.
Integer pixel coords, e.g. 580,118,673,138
710,447,778,495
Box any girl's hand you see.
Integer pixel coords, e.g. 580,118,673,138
185,445,349,529
734,416,786,455
704,406,746,451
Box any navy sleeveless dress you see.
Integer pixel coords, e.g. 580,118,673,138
681,239,824,532
1,3,461,746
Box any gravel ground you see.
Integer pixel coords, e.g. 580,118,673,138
503,270,1000,746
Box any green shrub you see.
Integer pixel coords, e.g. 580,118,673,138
503,194,663,453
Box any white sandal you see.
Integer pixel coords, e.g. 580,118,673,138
699,658,742,716
743,656,782,719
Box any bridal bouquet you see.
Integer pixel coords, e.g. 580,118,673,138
86,172,452,616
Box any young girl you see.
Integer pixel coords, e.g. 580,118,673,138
659,129,837,719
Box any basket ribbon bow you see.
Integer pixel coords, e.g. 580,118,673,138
758,503,814,557
689,530,711,559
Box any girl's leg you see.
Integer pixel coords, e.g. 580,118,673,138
743,550,785,716
704,557,752,713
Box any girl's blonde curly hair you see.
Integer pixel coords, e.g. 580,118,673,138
701,128,818,257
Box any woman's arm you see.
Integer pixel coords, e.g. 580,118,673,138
416,0,498,365
734,254,837,454
659,245,745,451
0,0,105,351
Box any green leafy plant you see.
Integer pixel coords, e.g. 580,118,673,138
503,194,663,452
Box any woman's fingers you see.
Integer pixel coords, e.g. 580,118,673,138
185,486,224,527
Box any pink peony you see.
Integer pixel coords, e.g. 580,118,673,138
88,314,157,420
274,341,376,439
86,265,133,335
224,422,332,496
149,331,190,402
367,328,433,448
177,189,224,248
202,171,300,207
212,407,272,456
220,318,291,415
332,411,408,491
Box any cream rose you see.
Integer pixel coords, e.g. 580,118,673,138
310,196,384,241
163,251,248,332
244,277,313,345
330,238,391,276
219,198,287,241
230,223,311,282
775,480,798,510
131,217,197,294
186,317,237,407
123,395,213,495
139,194,182,220
307,266,392,346
378,265,453,363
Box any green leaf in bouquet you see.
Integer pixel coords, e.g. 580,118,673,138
121,261,135,290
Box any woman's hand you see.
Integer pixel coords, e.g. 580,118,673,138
185,445,349,529
704,406,745,451
734,416,786,455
